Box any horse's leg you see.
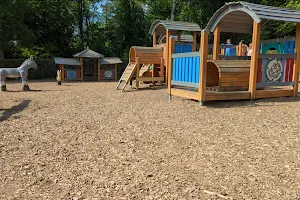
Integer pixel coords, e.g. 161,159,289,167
21,72,30,91
0,74,6,91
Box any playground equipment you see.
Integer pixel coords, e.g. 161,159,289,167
73,47,103,81
55,49,122,82
100,57,123,81
259,37,296,82
117,20,201,91
54,57,82,81
168,1,300,105
116,46,164,91
0,56,38,91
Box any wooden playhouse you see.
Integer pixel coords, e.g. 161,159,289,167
116,20,201,91
168,1,300,105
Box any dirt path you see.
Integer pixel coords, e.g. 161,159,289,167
1,80,300,199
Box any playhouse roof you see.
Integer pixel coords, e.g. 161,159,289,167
54,57,81,66
206,1,300,34
149,20,201,36
158,34,194,44
101,57,123,65
73,47,104,58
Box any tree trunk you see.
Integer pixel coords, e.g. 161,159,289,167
79,0,84,49
171,0,176,21
0,41,4,60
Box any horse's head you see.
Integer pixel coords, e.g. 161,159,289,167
27,56,38,71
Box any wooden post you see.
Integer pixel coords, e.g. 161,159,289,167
94,60,97,80
98,57,101,81
80,57,83,81
166,30,171,84
153,31,157,47
192,32,197,52
136,57,140,89
238,41,243,56
213,24,220,60
115,64,118,81
199,29,209,106
293,23,300,96
249,21,261,99
160,58,164,85
168,37,175,99
177,31,182,42
60,64,64,81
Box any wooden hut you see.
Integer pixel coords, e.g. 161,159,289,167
73,47,104,81
168,1,300,105
54,57,82,81
100,57,123,81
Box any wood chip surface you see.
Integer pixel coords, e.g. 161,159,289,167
1,80,300,199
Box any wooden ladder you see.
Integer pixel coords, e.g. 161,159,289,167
116,62,137,91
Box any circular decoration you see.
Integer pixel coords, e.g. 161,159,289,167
266,59,283,81
105,70,113,78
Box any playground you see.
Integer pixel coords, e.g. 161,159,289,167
1,80,300,199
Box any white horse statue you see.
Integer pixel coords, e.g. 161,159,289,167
0,56,38,91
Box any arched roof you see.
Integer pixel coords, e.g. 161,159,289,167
149,20,201,36
158,34,194,44
206,1,300,34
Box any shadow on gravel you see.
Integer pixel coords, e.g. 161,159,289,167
0,100,31,122
205,95,300,108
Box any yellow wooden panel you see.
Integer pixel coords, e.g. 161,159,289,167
171,88,199,100
256,89,294,99
206,91,251,101
138,77,164,82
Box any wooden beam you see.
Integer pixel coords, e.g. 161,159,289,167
115,64,117,81
136,57,140,89
256,89,294,99
98,57,101,81
171,88,199,100
213,24,220,60
248,21,261,99
138,77,164,82
238,41,243,56
168,37,175,95
80,57,83,81
206,91,250,101
198,29,209,105
153,31,157,47
293,22,300,96
60,64,64,81
192,32,197,52
177,31,182,42
166,30,170,84
94,60,97,80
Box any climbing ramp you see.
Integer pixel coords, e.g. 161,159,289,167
115,62,137,91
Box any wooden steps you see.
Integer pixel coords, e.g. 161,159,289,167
116,62,137,91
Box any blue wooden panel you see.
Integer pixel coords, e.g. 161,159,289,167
284,42,289,54
196,57,200,83
289,41,295,54
174,43,193,53
171,55,200,84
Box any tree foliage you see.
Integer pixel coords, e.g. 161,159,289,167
1,0,300,59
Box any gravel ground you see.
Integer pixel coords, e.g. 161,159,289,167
1,79,300,200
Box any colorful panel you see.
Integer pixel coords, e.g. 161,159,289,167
174,43,193,53
172,56,200,83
